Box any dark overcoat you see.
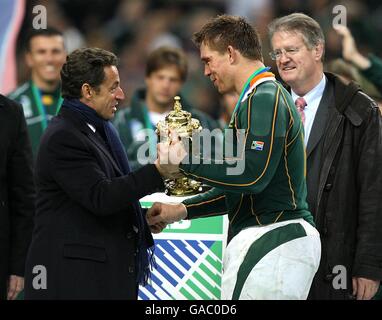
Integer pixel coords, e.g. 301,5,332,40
0,94,34,299
24,106,163,299
306,73,382,299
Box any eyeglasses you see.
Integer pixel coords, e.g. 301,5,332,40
269,47,302,61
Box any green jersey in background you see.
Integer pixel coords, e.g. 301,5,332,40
8,80,62,158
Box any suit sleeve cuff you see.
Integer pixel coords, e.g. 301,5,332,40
136,164,165,194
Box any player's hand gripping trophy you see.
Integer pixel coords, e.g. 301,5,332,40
156,96,203,196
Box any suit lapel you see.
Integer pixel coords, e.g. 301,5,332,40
84,131,124,176
59,107,124,176
306,81,334,158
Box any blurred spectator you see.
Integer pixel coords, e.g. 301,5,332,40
8,28,66,158
226,0,275,42
334,24,382,95
325,59,382,100
39,0,85,53
113,46,219,170
219,92,238,127
311,0,380,61
103,0,149,52
115,8,184,105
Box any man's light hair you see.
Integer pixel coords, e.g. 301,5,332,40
268,13,325,61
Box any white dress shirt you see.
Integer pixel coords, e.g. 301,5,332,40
291,74,327,146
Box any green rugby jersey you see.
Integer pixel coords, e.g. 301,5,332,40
8,81,62,158
180,72,313,237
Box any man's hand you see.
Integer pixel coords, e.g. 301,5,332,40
154,157,181,179
352,277,380,300
7,275,24,300
155,129,188,179
334,25,371,70
148,221,168,234
146,202,188,233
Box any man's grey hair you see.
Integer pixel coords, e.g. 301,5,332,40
268,13,325,61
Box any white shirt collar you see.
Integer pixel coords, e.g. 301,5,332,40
291,74,326,108
87,123,96,133
291,74,327,146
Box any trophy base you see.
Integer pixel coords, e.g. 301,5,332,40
164,177,204,197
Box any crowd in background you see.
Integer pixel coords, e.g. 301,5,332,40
14,0,382,120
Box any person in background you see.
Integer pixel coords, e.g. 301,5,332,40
8,28,66,158
325,58,382,103
334,25,382,113
113,46,219,170
0,94,35,300
218,92,238,128
334,24,382,95
268,13,382,300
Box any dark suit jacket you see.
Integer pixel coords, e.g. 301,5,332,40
0,94,35,299
305,73,382,299
24,106,164,300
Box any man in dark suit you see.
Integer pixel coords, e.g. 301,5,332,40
24,48,177,299
268,13,382,299
0,94,35,300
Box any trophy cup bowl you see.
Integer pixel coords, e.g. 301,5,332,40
156,96,203,196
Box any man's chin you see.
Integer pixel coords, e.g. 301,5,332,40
280,74,295,84
42,77,61,85
158,96,173,104
217,87,227,94
155,99,173,109
101,113,115,121
280,70,297,82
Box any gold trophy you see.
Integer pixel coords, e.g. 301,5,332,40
156,96,203,196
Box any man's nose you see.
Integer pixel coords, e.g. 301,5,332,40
278,51,291,64
161,78,171,89
204,65,211,77
45,52,55,63
116,87,125,100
